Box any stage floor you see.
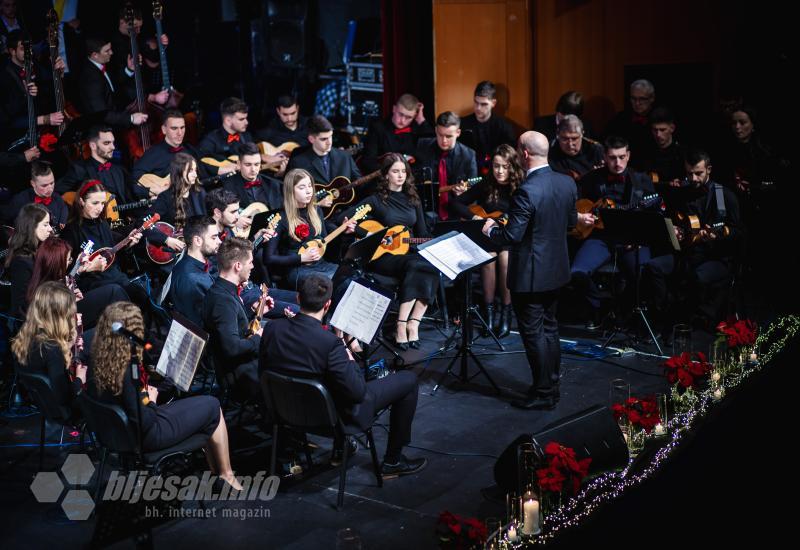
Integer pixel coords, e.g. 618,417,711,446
0,316,793,549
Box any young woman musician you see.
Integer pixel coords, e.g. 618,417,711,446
89,302,242,491
11,282,87,412
263,168,355,289
452,144,523,337
145,152,206,253
341,154,440,349
26,236,127,330
5,204,53,323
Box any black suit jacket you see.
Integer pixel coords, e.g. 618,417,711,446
415,139,477,183
286,147,361,185
198,129,255,175
78,61,134,128
132,141,206,181
202,277,260,373
579,167,655,205
488,166,577,293
259,313,368,423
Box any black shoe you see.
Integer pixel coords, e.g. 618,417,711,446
482,303,496,337
408,340,420,349
381,455,428,478
585,308,603,330
394,340,409,351
510,396,558,410
495,304,512,338
330,438,359,466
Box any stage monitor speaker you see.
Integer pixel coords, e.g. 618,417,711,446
265,0,309,68
493,404,628,493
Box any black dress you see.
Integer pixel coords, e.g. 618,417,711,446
18,341,83,415
342,191,440,303
6,254,33,322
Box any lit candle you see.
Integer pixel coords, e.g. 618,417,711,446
749,352,758,363
522,498,540,535
713,388,723,401
654,423,665,436
711,372,721,383
508,524,518,542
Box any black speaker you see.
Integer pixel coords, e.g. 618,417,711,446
494,405,629,493
265,0,309,68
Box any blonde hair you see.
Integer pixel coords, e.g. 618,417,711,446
283,168,322,242
91,302,145,396
11,282,76,367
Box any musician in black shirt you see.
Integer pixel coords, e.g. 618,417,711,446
548,115,604,182
362,93,433,173
133,110,206,184
4,161,68,227
460,81,516,176
198,97,255,176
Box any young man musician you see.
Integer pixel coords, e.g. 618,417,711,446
256,94,308,173
4,161,68,227
206,188,241,242
168,215,220,326
286,114,361,186
198,97,255,176
133,109,206,183
109,6,168,90
362,93,433,172
416,111,477,220
460,81,516,174
259,274,427,477
223,142,283,212
547,115,604,182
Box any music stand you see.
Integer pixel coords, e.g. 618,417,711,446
419,229,501,395
597,209,680,356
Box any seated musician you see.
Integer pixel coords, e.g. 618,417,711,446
547,115,604,182
11,282,87,413
89,301,242,492
56,125,147,204
26,237,126,330
145,152,206,255
223,142,284,214
206,188,240,243
339,154,440,350
460,81,517,175
641,107,685,189
451,144,523,338
0,30,64,138
416,111,478,221
133,109,207,186
109,6,168,93
570,136,665,329
259,274,427,478
605,79,657,169
263,169,356,289
672,151,743,328
168,215,220,326
203,237,270,394
533,90,595,145
255,94,308,174
78,36,153,130
198,97,255,176
362,93,433,173
4,161,68,227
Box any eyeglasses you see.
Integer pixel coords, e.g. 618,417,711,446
631,95,654,103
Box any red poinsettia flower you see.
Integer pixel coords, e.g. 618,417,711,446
295,223,310,239
716,317,757,348
39,132,58,153
537,464,566,493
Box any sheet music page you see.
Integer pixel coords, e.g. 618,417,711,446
330,281,392,344
419,232,493,280
156,319,207,392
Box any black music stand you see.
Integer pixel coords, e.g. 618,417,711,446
420,229,501,395
597,209,680,356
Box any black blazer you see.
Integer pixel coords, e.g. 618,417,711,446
197,129,255,175
132,141,206,181
78,61,133,128
579,167,655,205
202,277,260,372
286,147,361,185
169,255,214,326
488,166,577,293
18,342,83,413
259,313,367,423
56,158,145,204
415,139,478,184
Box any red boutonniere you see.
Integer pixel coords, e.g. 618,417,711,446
39,132,58,153
295,223,310,239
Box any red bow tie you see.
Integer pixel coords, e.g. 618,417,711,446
98,162,111,172
393,126,412,135
34,195,53,206
219,231,227,242
243,180,260,190
237,283,245,296
607,173,625,183
227,133,240,144
169,145,184,153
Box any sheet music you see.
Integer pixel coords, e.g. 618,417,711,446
156,317,207,392
418,232,493,280
330,280,392,344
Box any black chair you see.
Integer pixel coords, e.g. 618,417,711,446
260,370,383,509
77,392,209,501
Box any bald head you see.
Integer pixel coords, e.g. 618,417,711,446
517,131,549,168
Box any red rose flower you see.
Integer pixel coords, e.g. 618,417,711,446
295,223,310,239
39,132,57,153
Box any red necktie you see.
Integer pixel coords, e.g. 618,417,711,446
219,231,227,242
100,64,107,74
607,174,625,183
243,180,260,190
169,145,184,153
34,195,52,206
394,126,412,135
227,133,240,144
237,283,245,296
438,151,449,220
98,162,111,172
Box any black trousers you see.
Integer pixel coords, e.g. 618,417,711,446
370,253,440,304
511,290,560,398
143,395,220,451
350,370,419,460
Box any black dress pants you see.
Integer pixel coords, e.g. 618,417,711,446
511,290,560,398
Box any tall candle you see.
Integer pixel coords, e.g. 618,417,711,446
522,498,540,535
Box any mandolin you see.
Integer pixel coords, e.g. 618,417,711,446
297,204,371,256
358,220,432,261
252,212,281,250
234,202,269,238
422,176,482,194
145,220,182,264
62,191,153,224
88,214,159,269
571,193,663,240
65,240,94,291
248,283,270,335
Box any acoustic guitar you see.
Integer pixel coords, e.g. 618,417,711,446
358,220,432,261
468,205,508,224
672,213,730,245
571,193,663,240
88,214,159,269
297,204,371,256
234,202,269,239
421,176,482,195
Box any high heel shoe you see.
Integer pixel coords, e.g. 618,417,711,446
394,319,409,351
407,318,421,349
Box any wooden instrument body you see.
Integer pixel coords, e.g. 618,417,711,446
145,221,182,264
297,204,372,255
234,202,269,239
88,214,159,269
358,220,431,260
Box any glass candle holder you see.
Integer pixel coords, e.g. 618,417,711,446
520,487,541,536
653,392,668,437
609,378,630,407
672,323,692,356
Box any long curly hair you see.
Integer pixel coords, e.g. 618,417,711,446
5,203,49,267
485,144,524,205
170,153,202,230
375,153,420,206
91,302,145,396
283,168,322,242
11,281,76,367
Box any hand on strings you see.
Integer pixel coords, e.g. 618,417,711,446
343,216,357,234
128,230,143,246
482,218,498,236
453,181,468,196
24,147,40,162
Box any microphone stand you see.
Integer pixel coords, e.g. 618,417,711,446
128,339,145,463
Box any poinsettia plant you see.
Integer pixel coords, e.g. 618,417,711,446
716,317,757,348
535,442,592,496
436,511,487,549
611,396,661,433
663,352,711,389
